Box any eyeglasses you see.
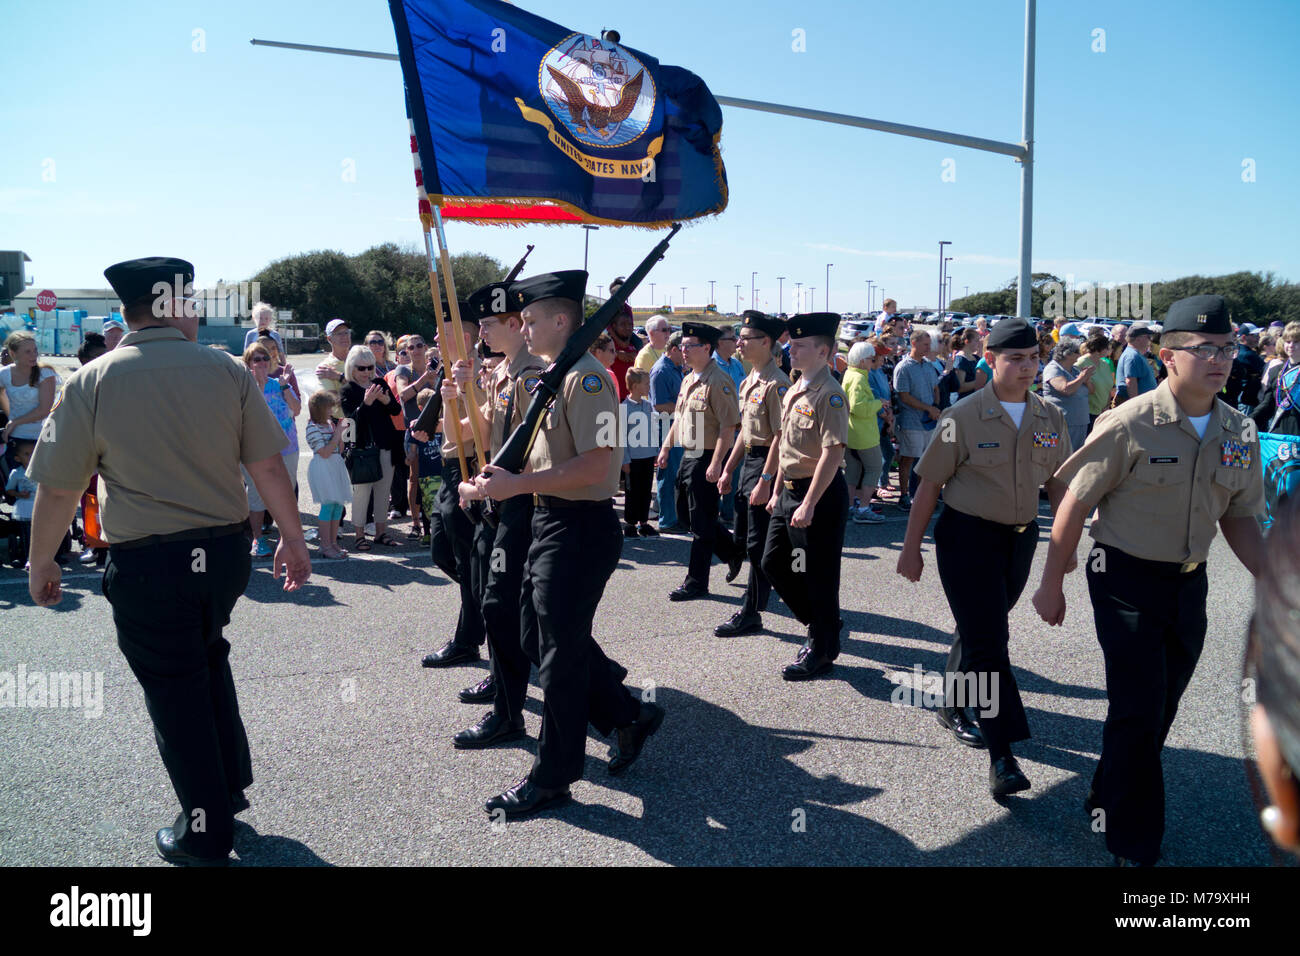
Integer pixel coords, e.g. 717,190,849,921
1167,344,1236,362
367,339,385,346
738,334,767,342
682,342,711,351
409,343,426,349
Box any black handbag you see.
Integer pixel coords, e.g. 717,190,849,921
345,444,383,484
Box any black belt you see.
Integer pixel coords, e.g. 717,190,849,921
744,444,770,455
1093,542,1204,575
942,505,1035,534
782,476,813,492
112,521,250,551
533,495,612,510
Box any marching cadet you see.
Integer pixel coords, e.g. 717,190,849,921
760,313,850,680
447,280,547,747
475,270,663,818
420,309,487,669
715,311,791,636
897,317,1074,796
26,257,310,865
1034,294,1265,866
655,321,744,601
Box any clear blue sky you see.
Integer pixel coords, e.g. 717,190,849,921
4,0,1297,313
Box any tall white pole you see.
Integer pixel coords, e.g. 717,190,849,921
1017,0,1036,318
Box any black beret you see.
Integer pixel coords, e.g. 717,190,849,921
741,310,785,340
681,321,720,346
509,270,587,311
985,317,1038,349
104,256,194,308
787,312,840,339
467,281,515,321
1163,294,1231,334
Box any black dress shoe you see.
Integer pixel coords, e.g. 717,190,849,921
454,710,526,749
624,524,639,538
154,827,231,867
422,640,481,668
484,776,572,818
609,702,666,775
714,611,762,637
637,523,659,537
669,585,709,602
782,646,834,681
458,675,496,703
989,756,1031,796
725,553,745,583
936,707,986,748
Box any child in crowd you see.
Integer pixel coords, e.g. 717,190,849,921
413,388,443,545
305,391,352,559
5,439,37,568
621,368,659,537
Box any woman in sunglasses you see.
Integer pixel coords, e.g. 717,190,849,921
365,330,395,377
240,342,301,557
340,345,401,550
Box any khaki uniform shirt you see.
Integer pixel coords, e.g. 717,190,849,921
674,360,740,457
528,352,621,501
916,382,1073,526
26,327,286,542
1055,380,1264,563
486,348,547,458
777,365,849,479
738,360,792,448
440,353,482,461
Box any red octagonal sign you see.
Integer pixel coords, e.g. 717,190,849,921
35,289,58,312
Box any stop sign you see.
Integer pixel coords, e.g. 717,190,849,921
35,289,57,312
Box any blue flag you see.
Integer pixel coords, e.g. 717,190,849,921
390,0,728,227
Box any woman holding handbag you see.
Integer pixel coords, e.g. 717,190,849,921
340,345,401,551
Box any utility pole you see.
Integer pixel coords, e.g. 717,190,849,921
777,276,785,315
937,240,950,314
826,263,833,311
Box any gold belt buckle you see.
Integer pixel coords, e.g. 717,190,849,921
1013,523,1028,533
1180,561,1200,573
783,479,795,491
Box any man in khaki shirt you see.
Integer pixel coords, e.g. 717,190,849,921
448,281,548,746
475,270,662,818
1034,294,1265,866
26,257,309,866
760,313,850,681
657,321,743,601
898,317,1073,796
716,311,791,637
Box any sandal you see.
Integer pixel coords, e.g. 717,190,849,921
374,531,402,547
354,536,373,552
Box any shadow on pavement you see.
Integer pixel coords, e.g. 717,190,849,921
233,820,333,867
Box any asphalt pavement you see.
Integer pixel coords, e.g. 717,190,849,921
0,353,1280,866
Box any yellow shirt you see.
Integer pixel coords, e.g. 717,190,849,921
634,344,663,373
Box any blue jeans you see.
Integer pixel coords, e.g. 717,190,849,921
656,445,684,526
877,422,893,489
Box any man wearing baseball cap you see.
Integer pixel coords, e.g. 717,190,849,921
102,317,127,351
315,318,352,396
1115,323,1157,404
1225,323,1265,414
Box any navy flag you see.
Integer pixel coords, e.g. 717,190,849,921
390,0,727,227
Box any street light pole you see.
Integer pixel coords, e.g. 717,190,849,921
795,282,802,313
866,280,873,312
826,263,833,311
777,276,785,315
680,286,686,308
810,287,816,312
943,256,952,312
583,224,599,273
709,279,716,307
937,240,950,314
751,271,757,311
650,282,656,306
734,284,741,314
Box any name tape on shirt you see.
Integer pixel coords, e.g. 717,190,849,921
1148,456,1179,464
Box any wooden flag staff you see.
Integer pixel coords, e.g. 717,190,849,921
432,205,491,460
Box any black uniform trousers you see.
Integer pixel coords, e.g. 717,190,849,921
478,495,536,724
519,499,638,789
933,506,1035,759
103,526,253,858
675,452,739,591
734,447,775,617
623,457,655,526
436,457,485,651
760,471,849,657
1086,543,1208,866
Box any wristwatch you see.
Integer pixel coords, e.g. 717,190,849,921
760,472,775,482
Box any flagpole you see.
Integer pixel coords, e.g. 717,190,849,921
431,205,492,458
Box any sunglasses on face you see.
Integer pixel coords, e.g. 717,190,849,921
367,339,385,346
248,356,270,365
356,364,375,371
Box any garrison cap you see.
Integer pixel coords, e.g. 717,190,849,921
509,270,587,311
681,321,720,346
786,312,841,339
467,281,515,321
985,316,1038,349
1163,294,1231,334
104,256,194,309
741,310,785,340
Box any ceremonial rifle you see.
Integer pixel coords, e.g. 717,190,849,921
489,224,681,475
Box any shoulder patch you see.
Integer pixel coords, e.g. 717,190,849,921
777,386,788,397
524,376,542,394
722,385,732,395
828,394,845,408
580,373,604,395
